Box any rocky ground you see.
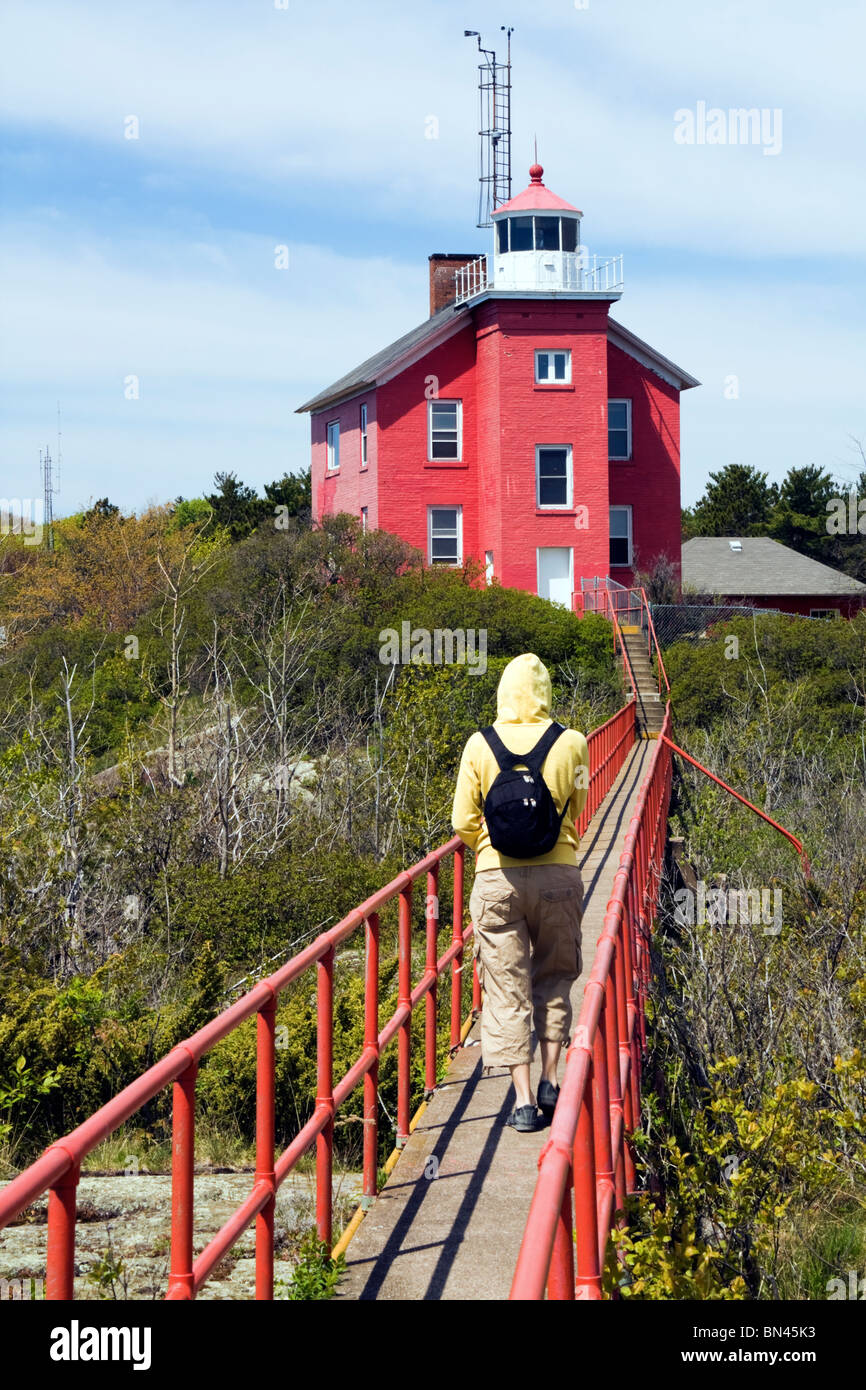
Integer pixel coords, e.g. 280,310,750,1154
0,1167,362,1301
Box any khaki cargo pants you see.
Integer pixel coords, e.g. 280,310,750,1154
469,864,585,1069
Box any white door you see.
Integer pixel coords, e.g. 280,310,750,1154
537,547,573,608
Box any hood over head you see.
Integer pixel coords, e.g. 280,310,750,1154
495,653,552,725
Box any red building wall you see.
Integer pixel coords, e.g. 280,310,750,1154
310,297,686,602
311,391,379,529
377,322,479,562
607,341,682,588
720,594,866,619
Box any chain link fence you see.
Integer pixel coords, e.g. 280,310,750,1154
649,604,799,649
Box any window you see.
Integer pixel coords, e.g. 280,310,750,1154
608,400,632,460
428,506,462,565
810,607,839,619
535,217,560,251
485,550,494,585
428,400,462,461
360,404,368,467
361,506,368,533
535,350,571,384
536,446,572,508
495,216,579,253
510,217,534,251
326,421,340,471
610,506,633,567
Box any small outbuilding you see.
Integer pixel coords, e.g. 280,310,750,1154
680,537,866,618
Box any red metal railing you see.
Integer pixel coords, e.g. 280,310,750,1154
661,736,810,875
510,705,674,1300
577,699,636,834
638,587,670,696
578,582,671,699
0,840,476,1300
0,695,638,1300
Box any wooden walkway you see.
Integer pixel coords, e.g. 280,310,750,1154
337,739,655,1301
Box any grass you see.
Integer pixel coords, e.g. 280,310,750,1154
775,1195,866,1300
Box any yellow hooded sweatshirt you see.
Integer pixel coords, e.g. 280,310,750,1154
451,653,590,871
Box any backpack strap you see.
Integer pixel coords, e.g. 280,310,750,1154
480,722,566,776
528,723,571,828
524,721,566,774
480,725,522,771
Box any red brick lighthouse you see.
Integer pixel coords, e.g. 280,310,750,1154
298,164,699,607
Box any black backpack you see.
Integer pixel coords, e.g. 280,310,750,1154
480,722,569,858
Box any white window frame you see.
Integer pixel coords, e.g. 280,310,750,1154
535,349,572,385
326,420,340,471
608,399,632,461
609,505,633,568
360,404,368,468
535,444,573,510
360,506,368,533
810,607,839,619
427,505,463,566
427,399,462,462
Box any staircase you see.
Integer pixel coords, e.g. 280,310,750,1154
621,627,666,737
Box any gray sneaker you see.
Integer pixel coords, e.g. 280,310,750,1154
505,1104,541,1132
537,1079,560,1120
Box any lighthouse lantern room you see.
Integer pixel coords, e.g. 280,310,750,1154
491,163,585,292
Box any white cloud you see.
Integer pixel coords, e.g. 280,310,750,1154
1,0,863,511
1,0,864,254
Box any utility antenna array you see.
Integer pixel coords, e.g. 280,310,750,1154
40,408,61,551
464,26,513,228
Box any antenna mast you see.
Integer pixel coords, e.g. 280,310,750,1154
464,26,513,228
40,440,59,552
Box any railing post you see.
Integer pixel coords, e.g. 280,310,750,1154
614,932,638,1195
622,897,642,1124
167,1059,198,1301
46,1159,79,1300
575,1056,602,1300
450,846,465,1048
592,1014,616,1271
255,996,276,1300
363,912,380,1208
316,945,335,1246
547,1178,576,1301
604,971,627,1217
425,866,439,1095
397,886,412,1146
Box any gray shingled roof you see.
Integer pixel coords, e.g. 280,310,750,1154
296,303,467,414
682,537,866,597
296,306,698,414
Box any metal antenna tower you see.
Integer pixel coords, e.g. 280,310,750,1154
464,26,513,228
40,441,58,551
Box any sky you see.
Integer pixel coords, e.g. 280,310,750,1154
1,0,864,515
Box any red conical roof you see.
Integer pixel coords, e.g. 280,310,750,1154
492,164,582,217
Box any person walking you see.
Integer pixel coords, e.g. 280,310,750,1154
451,653,589,1132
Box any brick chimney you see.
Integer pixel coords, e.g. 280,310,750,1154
428,253,483,316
